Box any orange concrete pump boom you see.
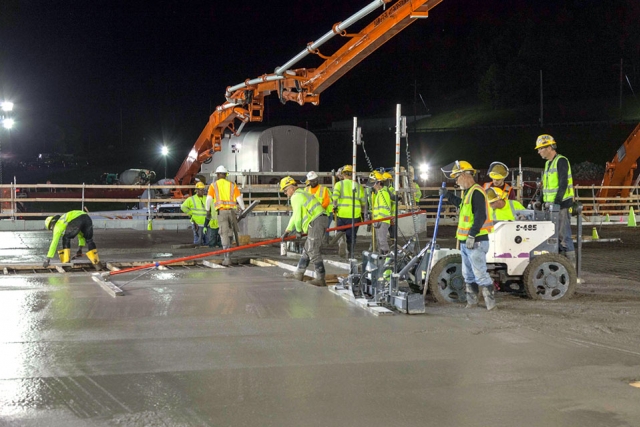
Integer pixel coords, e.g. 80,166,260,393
173,0,444,188
598,122,640,200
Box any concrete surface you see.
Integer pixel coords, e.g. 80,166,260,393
0,227,639,426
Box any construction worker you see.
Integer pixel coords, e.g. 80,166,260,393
407,166,422,204
305,171,332,241
205,165,245,266
369,171,392,254
382,171,397,238
483,161,515,200
440,161,496,310
536,134,575,262
43,210,101,269
487,187,526,221
332,165,366,258
205,202,222,248
180,182,209,246
280,176,329,286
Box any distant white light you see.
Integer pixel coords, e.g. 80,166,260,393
236,143,242,150
2,118,14,129
419,163,429,173
1,101,13,112
161,145,169,156
420,172,428,181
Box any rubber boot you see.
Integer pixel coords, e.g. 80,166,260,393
481,286,496,311
58,249,71,263
86,249,103,271
338,236,347,258
283,269,305,281
221,246,231,266
465,283,479,308
309,262,326,287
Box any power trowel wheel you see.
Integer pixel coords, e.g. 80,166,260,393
428,254,466,304
522,253,577,301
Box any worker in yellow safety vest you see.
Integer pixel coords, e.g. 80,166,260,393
332,165,366,258
440,160,496,310
482,162,515,200
487,187,525,221
205,165,245,266
43,210,102,270
368,171,392,254
181,182,209,246
281,176,329,286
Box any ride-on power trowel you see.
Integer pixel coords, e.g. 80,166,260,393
334,182,580,314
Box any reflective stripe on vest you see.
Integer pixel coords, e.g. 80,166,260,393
456,184,494,239
333,180,363,218
373,188,392,223
294,189,324,232
213,180,237,209
188,195,208,224
307,184,332,215
542,154,574,203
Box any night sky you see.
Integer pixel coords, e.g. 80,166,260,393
1,0,638,177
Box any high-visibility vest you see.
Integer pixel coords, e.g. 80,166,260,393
208,205,219,229
47,210,88,258
387,185,397,215
456,184,494,240
181,194,208,225
542,154,574,203
373,188,392,224
307,184,332,215
286,189,324,233
413,182,422,203
333,179,364,218
490,199,526,221
211,179,240,210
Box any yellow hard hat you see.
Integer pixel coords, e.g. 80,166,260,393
280,176,297,191
342,165,353,174
45,215,60,230
445,160,476,179
535,134,556,150
486,187,505,203
382,172,393,180
195,182,206,189
488,162,509,180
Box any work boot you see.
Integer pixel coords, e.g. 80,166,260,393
221,247,231,266
481,286,497,311
283,269,305,281
465,283,479,308
309,262,326,286
338,237,347,258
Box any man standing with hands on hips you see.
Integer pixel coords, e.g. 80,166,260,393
439,161,496,310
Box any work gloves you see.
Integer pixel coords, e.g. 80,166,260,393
438,187,448,197
373,221,382,229
282,230,303,241
465,235,476,249
543,203,561,212
42,258,51,268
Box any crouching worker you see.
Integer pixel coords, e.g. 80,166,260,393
487,187,526,221
280,176,329,286
44,210,102,270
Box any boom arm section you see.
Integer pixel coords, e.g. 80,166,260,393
174,0,444,187
598,122,640,199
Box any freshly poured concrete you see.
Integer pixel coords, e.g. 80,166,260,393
1,229,640,426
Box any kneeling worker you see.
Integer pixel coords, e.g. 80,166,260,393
281,176,329,286
487,187,526,221
44,210,101,269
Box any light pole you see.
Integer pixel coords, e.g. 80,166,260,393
1,101,15,186
161,145,169,178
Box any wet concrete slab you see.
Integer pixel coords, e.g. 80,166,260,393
1,229,640,426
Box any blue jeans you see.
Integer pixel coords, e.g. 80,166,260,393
558,208,574,252
460,240,492,287
192,224,208,245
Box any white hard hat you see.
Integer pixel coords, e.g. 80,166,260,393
306,171,318,181
215,165,228,174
